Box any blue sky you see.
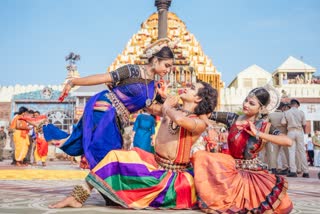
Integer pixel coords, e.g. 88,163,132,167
1,0,319,86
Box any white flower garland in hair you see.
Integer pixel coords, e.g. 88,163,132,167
144,38,179,59
146,49,153,59
263,84,281,113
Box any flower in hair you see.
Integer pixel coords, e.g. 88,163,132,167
168,39,180,49
146,49,153,59
144,38,179,59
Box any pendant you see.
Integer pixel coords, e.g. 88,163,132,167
145,98,152,107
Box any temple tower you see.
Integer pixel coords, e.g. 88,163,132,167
155,0,172,39
63,52,81,85
107,12,223,107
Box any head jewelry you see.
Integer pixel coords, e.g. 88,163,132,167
248,84,280,114
144,38,179,59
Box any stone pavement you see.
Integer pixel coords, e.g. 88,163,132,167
0,159,319,214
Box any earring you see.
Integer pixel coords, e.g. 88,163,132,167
152,58,158,70
257,112,262,119
260,106,268,115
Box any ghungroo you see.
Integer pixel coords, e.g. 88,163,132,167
105,90,130,127
70,185,90,204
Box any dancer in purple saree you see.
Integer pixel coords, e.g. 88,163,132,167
43,38,175,169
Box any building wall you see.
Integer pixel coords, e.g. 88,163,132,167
220,85,320,134
0,102,11,127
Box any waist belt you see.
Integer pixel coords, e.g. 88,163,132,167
288,127,303,131
154,153,190,171
105,90,130,127
235,157,268,171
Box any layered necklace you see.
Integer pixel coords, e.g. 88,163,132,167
140,65,153,107
168,106,195,135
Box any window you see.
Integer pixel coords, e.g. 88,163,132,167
313,121,320,132
257,78,267,86
47,110,73,133
79,97,86,106
243,78,252,88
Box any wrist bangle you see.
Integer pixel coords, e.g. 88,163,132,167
67,79,74,88
162,106,170,116
256,130,260,140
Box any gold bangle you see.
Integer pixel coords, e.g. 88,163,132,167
67,79,74,88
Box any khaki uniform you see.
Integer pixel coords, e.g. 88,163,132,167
284,107,308,173
0,130,7,160
267,110,289,169
312,135,320,167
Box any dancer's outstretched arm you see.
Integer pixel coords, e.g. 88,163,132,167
59,73,111,101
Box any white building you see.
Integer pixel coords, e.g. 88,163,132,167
1,56,319,134
220,56,320,134
228,64,272,89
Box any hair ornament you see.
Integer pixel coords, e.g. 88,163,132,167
144,38,179,59
146,49,153,59
263,84,281,113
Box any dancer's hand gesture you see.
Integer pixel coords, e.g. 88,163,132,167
58,79,75,102
243,121,257,137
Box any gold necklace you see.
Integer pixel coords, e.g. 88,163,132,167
168,107,195,135
168,120,180,135
140,65,152,107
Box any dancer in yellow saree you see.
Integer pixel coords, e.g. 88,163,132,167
10,106,30,166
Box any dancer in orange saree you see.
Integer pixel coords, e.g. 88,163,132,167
193,86,293,214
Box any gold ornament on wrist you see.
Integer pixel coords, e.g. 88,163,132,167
66,79,74,88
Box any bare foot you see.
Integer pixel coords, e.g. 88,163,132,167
16,161,27,167
48,196,82,208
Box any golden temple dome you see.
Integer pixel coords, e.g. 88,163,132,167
107,12,224,98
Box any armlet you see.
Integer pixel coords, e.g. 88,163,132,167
109,65,141,85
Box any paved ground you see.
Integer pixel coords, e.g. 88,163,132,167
0,159,319,214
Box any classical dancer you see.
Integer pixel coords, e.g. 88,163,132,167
32,111,49,166
43,38,176,169
9,106,31,167
193,86,293,213
48,81,218,210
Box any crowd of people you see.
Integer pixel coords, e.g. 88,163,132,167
261,99,320,178
4,107,49,167
3,38,319,213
